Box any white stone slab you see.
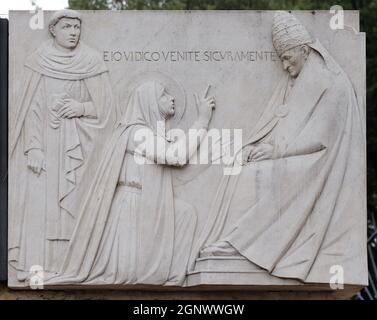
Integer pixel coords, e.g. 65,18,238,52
8,10,367,292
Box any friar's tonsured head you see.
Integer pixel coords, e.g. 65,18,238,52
49,9,82,50
272,11,313,78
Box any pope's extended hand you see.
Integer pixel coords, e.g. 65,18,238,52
241,145,254,165
248,143,274,161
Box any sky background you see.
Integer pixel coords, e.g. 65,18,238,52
0,0,68,18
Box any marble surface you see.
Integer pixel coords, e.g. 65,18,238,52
8,10,367,291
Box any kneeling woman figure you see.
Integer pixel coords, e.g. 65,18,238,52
46,81,215,286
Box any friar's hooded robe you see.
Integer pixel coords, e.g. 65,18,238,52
9,40,117,279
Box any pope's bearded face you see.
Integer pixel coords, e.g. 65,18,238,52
50,18,81,49
280,45,310,78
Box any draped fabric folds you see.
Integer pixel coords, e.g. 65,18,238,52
45,82,194,286
188,41,366,284
9,40,116,278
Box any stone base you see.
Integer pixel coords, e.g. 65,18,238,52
6,257,363,299
184,256,363,299
186,256,300,287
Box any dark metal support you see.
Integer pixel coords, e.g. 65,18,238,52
0,17,8,282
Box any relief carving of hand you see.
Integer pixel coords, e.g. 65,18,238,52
27,149,45,176
49,98,65,128
194,91,216,126
241,144,254,165
57,98,84,119
248,143,274,162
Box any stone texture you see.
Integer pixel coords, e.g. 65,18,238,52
7,10,367,295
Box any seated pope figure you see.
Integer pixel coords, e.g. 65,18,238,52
189,11,365,284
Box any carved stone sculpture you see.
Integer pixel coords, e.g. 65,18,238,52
8,9,117,281
43,80,215,286
8,10,367,294
191,11,367,286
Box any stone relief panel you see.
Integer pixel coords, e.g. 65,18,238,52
8,10,367,289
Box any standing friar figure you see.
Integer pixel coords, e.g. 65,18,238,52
9,10,116,281
189,11,367,285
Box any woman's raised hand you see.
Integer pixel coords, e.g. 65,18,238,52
194,85,216,125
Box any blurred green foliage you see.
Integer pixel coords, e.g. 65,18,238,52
68,0,377,232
